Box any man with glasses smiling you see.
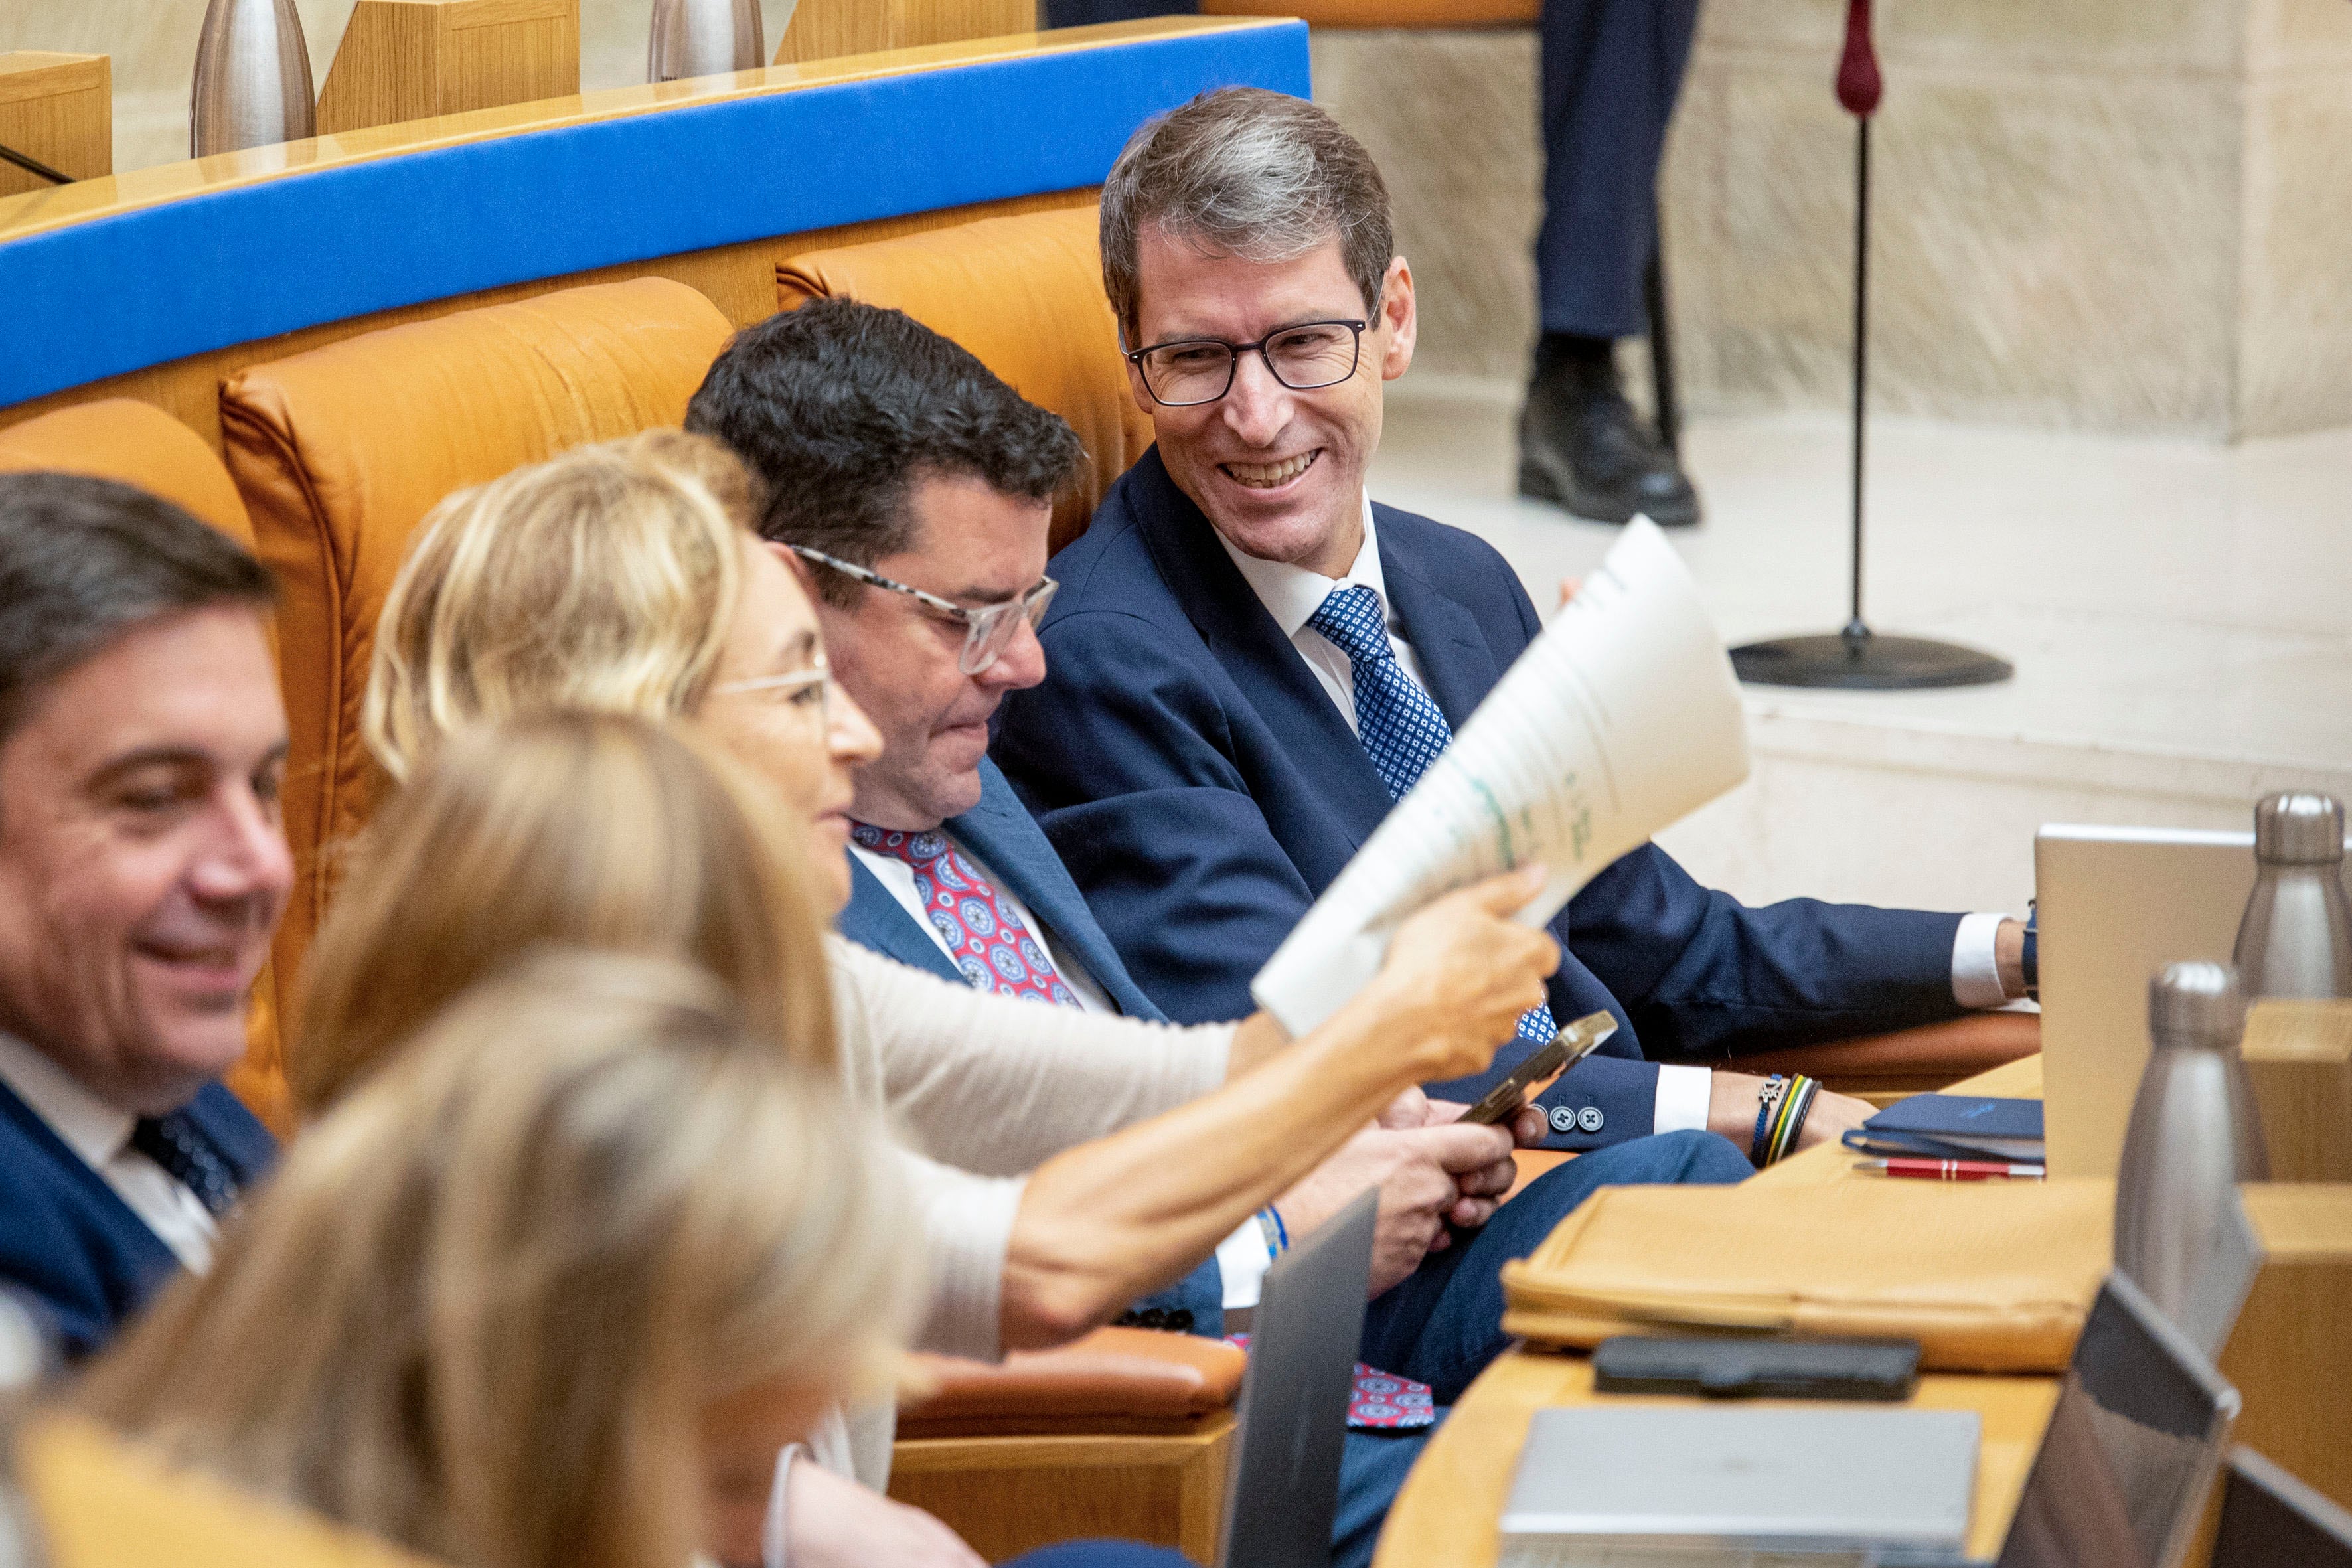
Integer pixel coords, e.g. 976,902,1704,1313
995,88,2032,1166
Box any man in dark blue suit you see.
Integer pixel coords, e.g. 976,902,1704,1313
994,89,2033,1165
0,474,289,1359
1044,0,1704,524
688,299,1751,1568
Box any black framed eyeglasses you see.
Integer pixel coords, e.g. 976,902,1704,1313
789,546,1057,676
1125,319,1370,408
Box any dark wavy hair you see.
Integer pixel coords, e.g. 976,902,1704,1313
0,471,274,746
684,298,1085,605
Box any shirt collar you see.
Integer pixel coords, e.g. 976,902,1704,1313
0,1029,135,1171
1215,495,1389,641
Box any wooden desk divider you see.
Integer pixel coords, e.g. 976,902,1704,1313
775,0,1036,66
2242,999,2352,1182
317,0,580,137
2226,1184,2352,1516
0,53,110,200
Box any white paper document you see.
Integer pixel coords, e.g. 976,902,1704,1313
1250,516,1750,1036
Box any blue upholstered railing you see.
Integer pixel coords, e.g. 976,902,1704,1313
0,22,1310,408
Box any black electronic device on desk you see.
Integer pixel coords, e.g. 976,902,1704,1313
1593,1334,1921,1402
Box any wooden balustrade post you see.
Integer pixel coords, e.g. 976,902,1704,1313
317,0,580,137
775,0,1036,67
0,53,110,200
2242,999,2352,1183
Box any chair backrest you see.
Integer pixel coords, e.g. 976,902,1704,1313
220,277,736,1093
0,399,293,1127
0,400,255,550
776,204,1152,554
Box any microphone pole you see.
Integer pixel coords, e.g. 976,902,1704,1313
1729,0,2011,690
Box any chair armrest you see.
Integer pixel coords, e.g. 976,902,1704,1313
898,1327,1247,1439
1737,1012,2041,1098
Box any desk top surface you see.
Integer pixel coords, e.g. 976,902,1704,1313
1374,1054,2054,1567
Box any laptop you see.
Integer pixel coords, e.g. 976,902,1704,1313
2213,1447,2352,1567
1990,1271,2240,1568
1497,1403,1981,1563
1214,1186,1379,1568
2035,825,2266,1177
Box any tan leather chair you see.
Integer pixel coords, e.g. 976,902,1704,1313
0,399,295,1129
892,1327,1247,1562
220,277,736,1101
777,204,1152,554
0,400,257,549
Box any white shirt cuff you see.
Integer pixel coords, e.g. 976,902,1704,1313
1951,911,2012,1009
1653,1064,1713,1135
1216,1216,1276,1310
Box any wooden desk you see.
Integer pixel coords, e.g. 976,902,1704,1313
1375,1054,2057,1567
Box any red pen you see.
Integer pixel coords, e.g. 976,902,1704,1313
1855,1156,2045,1182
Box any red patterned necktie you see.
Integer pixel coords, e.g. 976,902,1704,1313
1223,1333,1437,1431
851,824,1079,1005
853,821,1433,1429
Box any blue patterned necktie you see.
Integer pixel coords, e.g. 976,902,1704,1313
129,1110,240,1216
1306,583,1559,1051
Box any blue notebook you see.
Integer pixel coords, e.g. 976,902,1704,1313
1843,1094,2045,1162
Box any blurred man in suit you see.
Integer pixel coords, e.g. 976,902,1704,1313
0,473,287,1358
992,88,2033,1164
687,299,1751,1568
1043,0,1703,523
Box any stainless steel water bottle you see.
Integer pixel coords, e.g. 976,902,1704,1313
191,0,316,158
649,0,766,83
2234,793,2352,1000
2114,961,2272,1323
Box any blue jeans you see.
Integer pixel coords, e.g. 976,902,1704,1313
1332,1130,1752,1568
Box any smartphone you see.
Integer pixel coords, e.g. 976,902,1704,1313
1457,1009,1617,1126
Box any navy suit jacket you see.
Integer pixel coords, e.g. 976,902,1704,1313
836,757,1223,1334
992,447,1968,1151
0,1076,275,1359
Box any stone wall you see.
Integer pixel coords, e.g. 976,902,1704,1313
1312,0,2352,439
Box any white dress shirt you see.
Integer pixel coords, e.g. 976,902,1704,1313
0,1031,219,1272
852,832,1280,1307
1214,495,2014,1135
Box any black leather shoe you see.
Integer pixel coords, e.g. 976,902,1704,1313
1518,351,1701,526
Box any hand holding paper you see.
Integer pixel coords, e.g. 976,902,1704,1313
1251,516,1750,1036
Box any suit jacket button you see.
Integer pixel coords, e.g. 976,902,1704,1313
1577,1105,1605,1133
1549,1105,1577,1133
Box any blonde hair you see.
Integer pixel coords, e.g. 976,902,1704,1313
296,712,836,1117
80,949,915,1568
365,430,759,783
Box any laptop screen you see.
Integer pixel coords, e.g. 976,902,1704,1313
1997,1274,2240,1568
2214,1449,2352,1568
1217,1186,1377,1568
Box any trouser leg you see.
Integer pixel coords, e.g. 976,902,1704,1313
1535,0,1705,339
1041,0,1198,26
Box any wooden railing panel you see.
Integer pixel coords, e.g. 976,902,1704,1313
0,52,110,200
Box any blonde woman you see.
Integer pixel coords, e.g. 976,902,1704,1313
299,710,1545,1568
349,431,1559,1366
76,947,935,1568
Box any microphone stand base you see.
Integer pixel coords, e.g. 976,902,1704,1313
1730,625,2013,690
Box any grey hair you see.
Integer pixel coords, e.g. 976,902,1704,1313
1101,87,1394,344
